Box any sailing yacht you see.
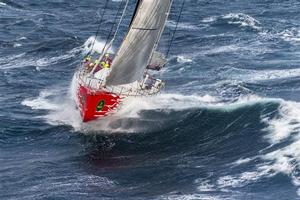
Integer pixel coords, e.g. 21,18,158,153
75,0,172,122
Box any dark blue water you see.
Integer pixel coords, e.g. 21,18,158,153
1,0,300,199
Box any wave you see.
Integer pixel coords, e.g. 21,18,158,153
0,36,108,70
82,36,115,55
278,28,300,43
203,40,271,56
214,98,300,196
0,2,7,6
222,13,262,30
166,20,199,31
0,0,24,9
0,52,76,70
159,194,223,200
176,55,193,64
218,66,300,83
262,101,300,195
201,13,262,31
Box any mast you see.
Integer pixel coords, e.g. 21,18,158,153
106,0,173,86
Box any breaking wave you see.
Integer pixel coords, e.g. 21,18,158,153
278,28,300,43
83,36,115,55
166,20,199,30
201,13,262,31
216,98,300,196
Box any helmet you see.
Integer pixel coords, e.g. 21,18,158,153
105,53,109,57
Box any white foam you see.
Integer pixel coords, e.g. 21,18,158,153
82,36,115,55
200,13,262,31
27,174,115,194
225,98,300,195
217,169,273,189
0,53,25,64
167,20,198,30
259,27,300,45
195,179,216,192
222,67,300,83
13,43,22,48
279,28,300,43
177,55,193,63
201,16,217,23
232,157,254,166
22,90,60,110
259,100,300,192
222,13,262,30
264,100,300,143
159,194,221,200
22,77,83,130
17,37,27,41
205,44,240,55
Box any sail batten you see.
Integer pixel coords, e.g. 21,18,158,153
106,0,172,86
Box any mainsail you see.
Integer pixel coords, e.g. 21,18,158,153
106,0,172,86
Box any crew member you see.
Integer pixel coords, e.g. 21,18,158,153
83,56,92,71
85,62,95,72
101,61,110,69
84,56,92,63
104,53,112,66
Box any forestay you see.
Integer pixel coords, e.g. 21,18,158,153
106,0,172,86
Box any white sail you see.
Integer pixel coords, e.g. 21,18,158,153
106,0,172,86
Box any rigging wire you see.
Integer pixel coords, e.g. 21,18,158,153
166,0,186,58
89,0,109,55
90,0,128,75
111,0,130,44
100,0,129,56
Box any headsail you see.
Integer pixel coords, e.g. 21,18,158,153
106,0,172,86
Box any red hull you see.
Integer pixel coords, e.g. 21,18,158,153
77,84,121,122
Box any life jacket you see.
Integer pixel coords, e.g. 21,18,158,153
105,57,112,65
101,61,110,68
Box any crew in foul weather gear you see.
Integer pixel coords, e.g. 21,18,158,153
84,56,92,63
104,53,112,66
85,62,94,72
84,56,92,70
101,61,110,69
